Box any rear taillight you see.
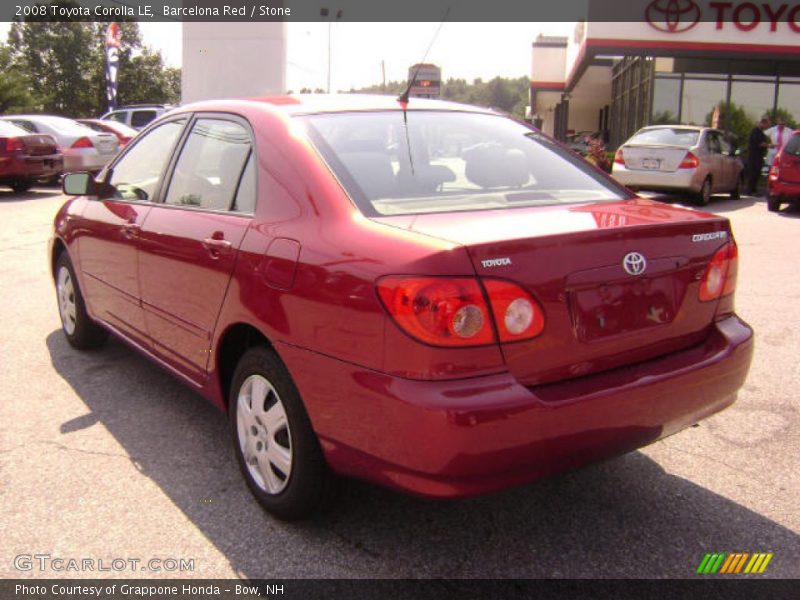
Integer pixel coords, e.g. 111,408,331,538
679,152,700,169
769,163,779,181
4,137,25,152
482,279,545,342
70,137,94,149
614,148,625,165
377,276,545,347
699,241,738,302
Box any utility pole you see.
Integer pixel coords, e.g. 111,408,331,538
381,60,386,93
321,7,343,93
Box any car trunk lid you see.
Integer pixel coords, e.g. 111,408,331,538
22,134,58,156
373,198,731,386
777,134,800,183
92,133,119,156
621,145,690,172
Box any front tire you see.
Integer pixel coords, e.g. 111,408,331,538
55,252,108,349
229,346,332,520
696,177,712,206
767,195,782,212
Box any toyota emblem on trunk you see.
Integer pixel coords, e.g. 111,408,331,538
623,252,647,276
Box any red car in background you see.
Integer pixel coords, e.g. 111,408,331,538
51,96,753,520
767,129,800,212
77,118,138,148
0,120,63,193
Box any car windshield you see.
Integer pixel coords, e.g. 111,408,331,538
627,128,700,147
0,120,29,136
301,110,625,217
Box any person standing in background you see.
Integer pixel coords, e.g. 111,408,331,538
746,118,770,195
765,116,791,168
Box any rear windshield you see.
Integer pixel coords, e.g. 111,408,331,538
627,128,700,147
35,116,95,135
784,132,800,157
0,120,28,136
301,111,624,217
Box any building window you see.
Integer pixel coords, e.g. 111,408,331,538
681,79,728,126
777,83,800,124
652,76,681,124
730,80,776,122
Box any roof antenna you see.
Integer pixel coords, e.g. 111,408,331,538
398,7,450,105
397,7,450,177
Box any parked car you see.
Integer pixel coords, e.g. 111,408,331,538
0,120,63,193
1,115,119,173
77,118,138,148
100,104,171,130
767,129,800,212
51,95,753,520
612,125,744,205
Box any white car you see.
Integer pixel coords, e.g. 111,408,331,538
0,115,119,173
612,125,744,206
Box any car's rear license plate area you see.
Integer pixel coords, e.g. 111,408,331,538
569,275,678,342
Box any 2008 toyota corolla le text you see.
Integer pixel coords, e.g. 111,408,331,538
49,95,753,520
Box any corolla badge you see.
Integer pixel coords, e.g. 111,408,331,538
623,252,647,276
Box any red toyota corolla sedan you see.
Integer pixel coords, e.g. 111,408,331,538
51,95,753,520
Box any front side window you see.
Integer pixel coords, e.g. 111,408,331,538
164,118,252,212
302,111,624,217
106,112,127,124
108,119,186,201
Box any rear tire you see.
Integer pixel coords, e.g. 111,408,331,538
11,180,33,194
229,346,333,521
55,252,108,349
696,177,712,206
767,195,782,212
730,175,742,200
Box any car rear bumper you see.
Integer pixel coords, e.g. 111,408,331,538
768,179,800,200
279,315,754,498
613,165,701,193
0,154,63,181
63,150,114,172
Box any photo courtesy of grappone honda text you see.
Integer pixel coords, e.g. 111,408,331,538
50,95,753,520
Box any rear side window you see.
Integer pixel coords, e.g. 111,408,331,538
9,120,37,133
164,118,253,212
109,119,186,201
131,110,157,128
784,133,800,157
302,110,623,216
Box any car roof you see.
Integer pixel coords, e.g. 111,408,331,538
637,125,708,132
174,94,497,117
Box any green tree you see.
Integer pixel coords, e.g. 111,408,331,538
0,45,38,112
766,107,797,129
7,5,180,117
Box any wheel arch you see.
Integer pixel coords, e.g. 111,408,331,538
51,237,68,280
215,322,276,411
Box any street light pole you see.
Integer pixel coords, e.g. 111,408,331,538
321,8,342,94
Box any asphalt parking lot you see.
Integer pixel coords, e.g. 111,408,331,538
1,186,798,579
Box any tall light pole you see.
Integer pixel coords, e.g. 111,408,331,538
321,8,343,93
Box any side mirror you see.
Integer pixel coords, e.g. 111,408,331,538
62,172,115,197
62,172,93,196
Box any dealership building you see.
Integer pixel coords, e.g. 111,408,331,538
531,0,800,146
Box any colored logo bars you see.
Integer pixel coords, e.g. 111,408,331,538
696,552,774,574
105,23,121,112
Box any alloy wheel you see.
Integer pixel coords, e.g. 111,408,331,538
237,374,293,494
56,266,77,335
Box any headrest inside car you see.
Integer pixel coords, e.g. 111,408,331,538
464,144,530,188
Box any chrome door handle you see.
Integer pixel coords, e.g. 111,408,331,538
121,222,140,238
202,236,232,257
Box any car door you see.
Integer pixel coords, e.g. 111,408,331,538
137,115,255,383
76,118,188,347
705,131,727,192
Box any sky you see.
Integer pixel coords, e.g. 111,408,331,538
3,21,575,92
